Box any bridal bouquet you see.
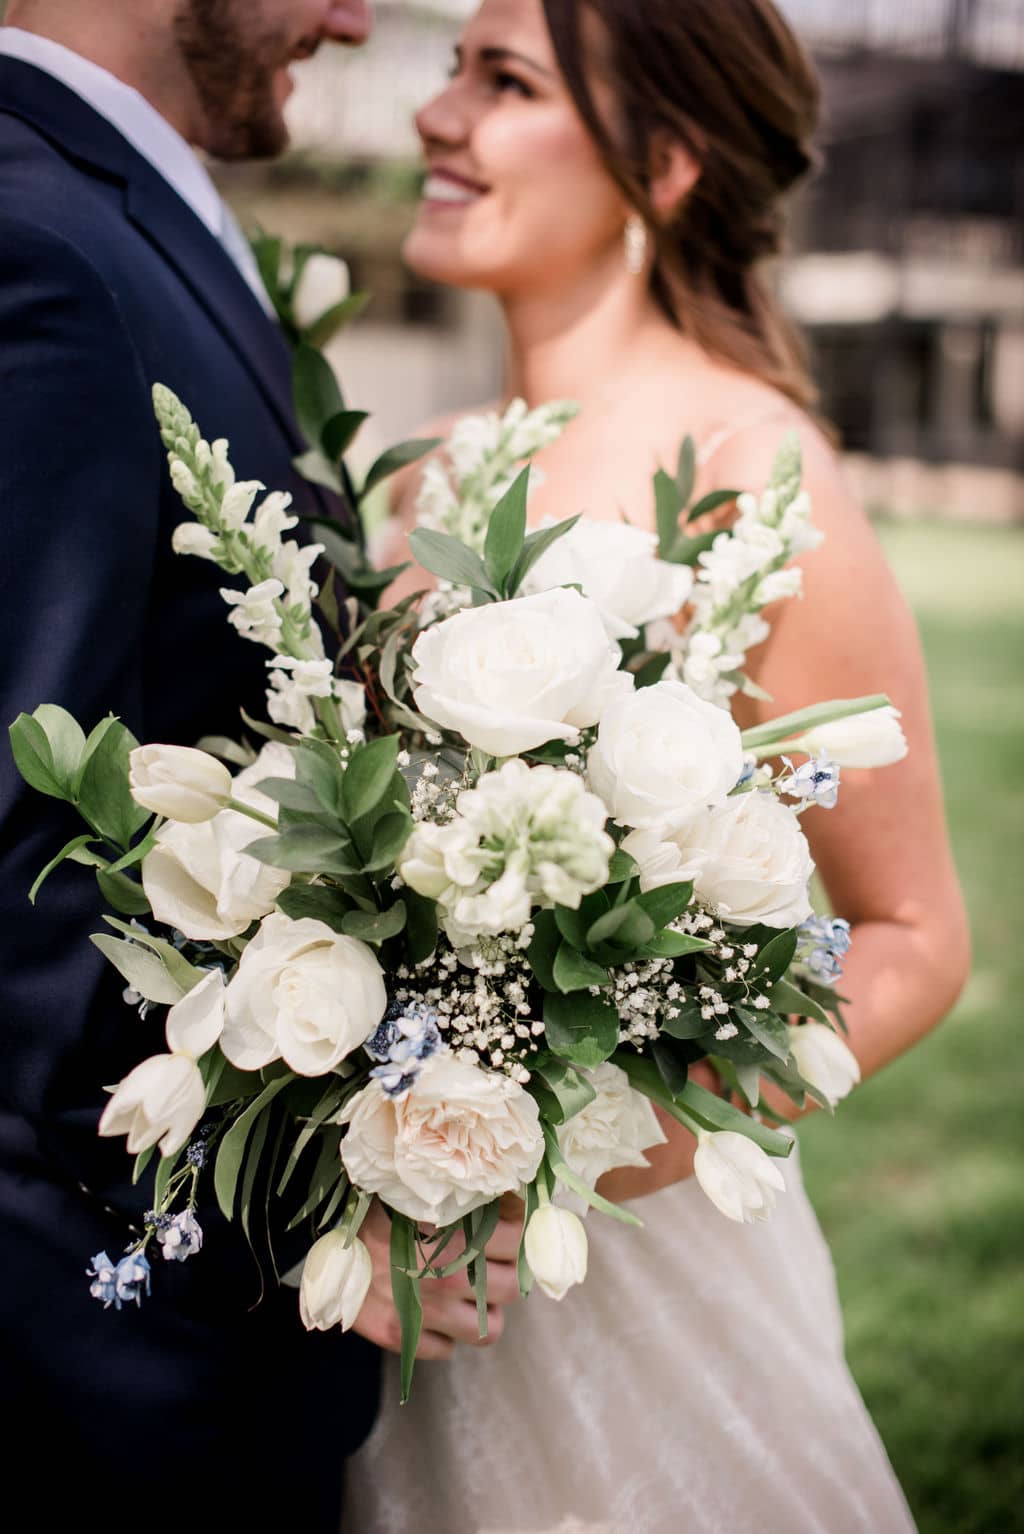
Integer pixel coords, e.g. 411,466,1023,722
10,382,906,1398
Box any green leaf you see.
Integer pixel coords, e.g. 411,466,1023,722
301,290,371,348
529,1055,597,1126
239,1105,272,1246
605,849,638,885
206,1059,264,1109
96,868,151,916
634,881,694,930
616,1053,794,1157
28,833,97,904
640,930,713,960
517,1178,540,1297
667,528,719,567
543,1128,642,1226
292,343,344,450
276,883,353,932
751,928,799,985
586,901,656,953
285,1132,344,1229
341,902,407,945
632,651,672,689
90,933,185,1005
507,514,581,596
252,776,324,816
407,528,499,597
363,438,442,497
321,409,370,463
651,1037,690,1096
76,717,149,851
391,1214,424,1405
483,466,530,594
101,917,208,993
543,991,619,1070
403,888,439,965
553,942,609,994
33,704,87,790
213,1074,293,1220
364,811,413,873
676,434,697,505
654,468,684,559
131,1144,156,1186
687,488,740,525
768,977,833,1025
342,735,400,823
426,1201,502,1281
659,996,715,1039
9,714,65,799
277,1083,351,1197
741,695,890,753
251,233,282,301
736,1005,792,1062
293,448,343,494
526,909,561,991
554,906,589,951
245,827,356,876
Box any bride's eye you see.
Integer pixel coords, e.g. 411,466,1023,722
493,70,534,99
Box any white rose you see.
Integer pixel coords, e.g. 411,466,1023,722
292,252,351,331
98,1053,205,1157
640,791,813,927
140,744,294,940
298,1232,372,1332
339,1052,545,1226
524,1205,589,1301
523,517,693,640
129,744,232,824
556,1062,666,1198
587,680,744,830
693,1130,787,1223
803,705,908,768
412,588,630,758
222,913,386,1076
789,1023,861,1107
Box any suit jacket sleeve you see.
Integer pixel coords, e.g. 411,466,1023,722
0,214,166,1127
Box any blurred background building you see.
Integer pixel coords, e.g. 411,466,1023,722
215,0,1024,520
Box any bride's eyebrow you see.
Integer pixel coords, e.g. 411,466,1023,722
477,45,555,78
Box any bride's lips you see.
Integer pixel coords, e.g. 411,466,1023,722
421,169,490,210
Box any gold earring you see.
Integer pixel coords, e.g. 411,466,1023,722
624,215,648,275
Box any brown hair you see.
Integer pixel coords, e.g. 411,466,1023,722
541,0,822,410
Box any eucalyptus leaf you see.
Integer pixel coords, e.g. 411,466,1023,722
407,528,498,597
634,881,694,930
96,868,151,917
363,438,442,497
91,934,185,1005
543,991,618,1070
586,901,656,953
276,883,353,932
28,833,98,904
768,977,832,1025
292,343,344,450
76,717,149,851
245,827,356,875
342,735,400,823
552,942,608,994
101,917,208,993
341,902,407,945
640,930,713,960
9,713,65,799
527,909,561,991
529,1056,597,1125
735,1005,792,1062
33,704,87,790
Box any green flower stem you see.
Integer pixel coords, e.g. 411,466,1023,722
224,798,279,830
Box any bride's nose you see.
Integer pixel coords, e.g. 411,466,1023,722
415,82,471,151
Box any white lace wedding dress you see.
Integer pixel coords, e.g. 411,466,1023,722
343,1147,916,1534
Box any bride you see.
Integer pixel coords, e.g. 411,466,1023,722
344,1,969,1528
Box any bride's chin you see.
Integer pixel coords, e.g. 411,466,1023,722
402,232,484,291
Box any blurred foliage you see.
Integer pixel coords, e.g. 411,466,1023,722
803,520,1024,1534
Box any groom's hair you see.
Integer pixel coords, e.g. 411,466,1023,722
541,0,821,414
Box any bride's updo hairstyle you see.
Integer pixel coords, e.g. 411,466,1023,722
540,0,821,409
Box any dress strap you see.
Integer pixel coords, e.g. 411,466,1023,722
697,405,796,468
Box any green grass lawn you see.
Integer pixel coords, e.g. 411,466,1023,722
800,519,1024,1534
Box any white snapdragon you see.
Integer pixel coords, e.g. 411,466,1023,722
340,1051,545,1226
292,252,351,332
789,1023,861,1107
398,760,614,945
298,1231,372,1333
129,745,232,824
802,706,908,769
171,523,219,560
693,1130,787,1223
522,516,693,640
220,480,264,531
556,1062,666,1197
266,658,367,737
220,578,285,649
412,588,630,758
587,679,744,830
524,1205,589,1301
251,490,298,552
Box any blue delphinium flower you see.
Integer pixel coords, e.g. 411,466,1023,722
797,915,852,985
87,1251,119,1309
781,753,841,809
114,1252,151,1308
368,1003,442,1099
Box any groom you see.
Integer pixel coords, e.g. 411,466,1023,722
0,1,510,1523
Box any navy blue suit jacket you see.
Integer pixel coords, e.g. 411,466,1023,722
0,60,378,1507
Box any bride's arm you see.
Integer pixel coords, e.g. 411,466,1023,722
599,421,970,1201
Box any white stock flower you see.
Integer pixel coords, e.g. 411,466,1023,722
98,1053,205,1158
631,791,813,927
412,588,630,758
164,968,225,1059
171,523,219,560
789,1023,861,1107
141,743,294,940
340,1052,545,1226
221,578,284,648
693,1130,787,1223
129,745,232,824
292,252,351,332
803,706,908,769
556,1062,666,1198
587,679,744,830
524,1205,589,1301
222,913,386,1077
522,517,693,640
399,760,614,944
298,1232,372,1333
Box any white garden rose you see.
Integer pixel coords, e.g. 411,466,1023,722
803,705,908,769
789,1023,861,1107
140,743,294,940
556,1062,666,1197
129,744,232,823
522,516,693,640
524,1205,589,1301
412,588,630,758
339,1052,545,1226
292,251,351,331
629,791,814,927
98,1053,205,1158
298,1232,372,1333
693,1130,787,1223
587,679,744,830
222,913,386,1076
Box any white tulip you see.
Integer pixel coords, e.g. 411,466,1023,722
98,1053,205,1157
524,1205,589,1301
129,745,232,823
298,1232,373,1333
803,705,908,768
292,252,351,332
789,1023,861,1107
164,968,225,1059
693,1130,787,1223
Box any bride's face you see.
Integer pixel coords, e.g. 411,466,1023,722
406,0,628,294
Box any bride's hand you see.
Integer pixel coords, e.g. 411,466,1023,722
351,1199,523,1359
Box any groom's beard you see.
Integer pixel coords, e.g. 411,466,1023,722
173,0,304,160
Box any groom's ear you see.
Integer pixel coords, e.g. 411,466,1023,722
647,131,701,220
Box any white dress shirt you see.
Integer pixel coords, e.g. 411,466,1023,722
0,27,275,314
